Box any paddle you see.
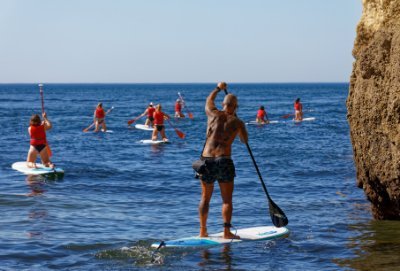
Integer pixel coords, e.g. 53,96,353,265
83,106,114,132
39,84,52,157
223,89,288,227
177,92,193,119
281,113,293,119
127,114,142,126
166,118,185,139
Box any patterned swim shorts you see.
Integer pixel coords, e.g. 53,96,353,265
200,157,236,184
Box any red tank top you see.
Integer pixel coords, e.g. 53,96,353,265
257,109,265,118
175,102,182,112
153,111,164,125
30,124,47,145
147,107,155,117
95,108,105,118
294,102,302,111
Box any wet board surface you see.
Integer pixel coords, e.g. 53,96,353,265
12,162,64,175
135,124,154,131
101,129,113,133
140,139,170,145
246,120,280,125
151,226,289,248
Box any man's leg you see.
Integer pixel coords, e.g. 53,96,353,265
219,181,240,239
199,181,214,237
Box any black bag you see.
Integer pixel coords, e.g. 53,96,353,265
192,159,207,175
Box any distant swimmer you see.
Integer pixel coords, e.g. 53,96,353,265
27,113,54,168
94,102,108,132
294,98,303,121
256,105,269,124
152,104,171,142
174,99,185,118
197,82,248,239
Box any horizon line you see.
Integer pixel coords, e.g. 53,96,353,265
0,81,350,85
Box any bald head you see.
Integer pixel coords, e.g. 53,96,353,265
223,94,238,113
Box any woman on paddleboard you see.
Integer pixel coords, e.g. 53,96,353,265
27,113,54,168
294,98,303,121
139,102,155,127
174,99,185,118
94,102,107,132
256,105,269,124
152,104,170,142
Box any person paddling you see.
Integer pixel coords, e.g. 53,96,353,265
197,82,248,239
256,105,269,124
294,98,303,121
152,104,170,142
27,113,54,168
174,99,185,118
94,102,108,132
138,102,155,127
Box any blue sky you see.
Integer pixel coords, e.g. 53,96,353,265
0,0,362,83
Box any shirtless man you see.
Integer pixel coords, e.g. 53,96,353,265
198,82,248,239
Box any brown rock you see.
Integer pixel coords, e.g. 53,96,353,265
347,0,400,219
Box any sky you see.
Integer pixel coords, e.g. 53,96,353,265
0,0,362,83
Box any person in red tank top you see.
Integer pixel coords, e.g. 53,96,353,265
152,104,170,142
174,99,185,118
94,102,107,132
294,98,303,121
138,102,155,127
26,113,54,168
256,105,269,124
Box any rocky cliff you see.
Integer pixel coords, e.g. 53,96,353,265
347,0,400,219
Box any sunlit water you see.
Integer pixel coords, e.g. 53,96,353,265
0,83,399,270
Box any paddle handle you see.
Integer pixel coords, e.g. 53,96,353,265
39,84,45,114
245,143,271,199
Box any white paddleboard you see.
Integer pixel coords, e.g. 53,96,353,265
294,117,316,122
101,129,113,133
140,139,170,145
135,124,154,131
246,120,279,125
12,162,64,175
151,226,289,248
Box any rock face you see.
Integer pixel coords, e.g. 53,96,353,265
347,0,400,219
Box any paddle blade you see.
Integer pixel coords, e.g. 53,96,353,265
268,199,288,227
127,119,135,125
188,112,193,119
176,129,185,139
281,114,292,119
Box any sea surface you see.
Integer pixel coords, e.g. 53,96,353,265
1,83,399,271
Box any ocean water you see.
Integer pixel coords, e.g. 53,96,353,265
1,83,399,271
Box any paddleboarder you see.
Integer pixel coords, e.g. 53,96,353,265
94,102,107,132
152,104,170,142
198,82,248,239
26,113,54,169
174,99,185,118
294,98,303,121
138,102,156,127
256,105,269,124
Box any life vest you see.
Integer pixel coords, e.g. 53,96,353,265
153,111,164,125
95,108,105,118
30,124,47,145
294,102,302,111
257,109,265,118
175,102,182,112
147,107,155,117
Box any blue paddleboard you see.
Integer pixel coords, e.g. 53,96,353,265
151,226,289,248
